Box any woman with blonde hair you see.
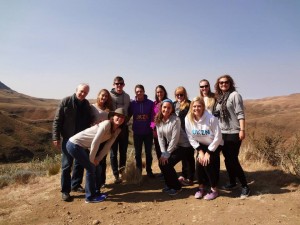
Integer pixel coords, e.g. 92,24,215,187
185,96,223,200
173,86,195,186
199,79,215,113
199,79,220,182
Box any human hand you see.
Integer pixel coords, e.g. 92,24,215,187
52,140,61,152
239,130,245,140
201,152,210,166
159,156,168,165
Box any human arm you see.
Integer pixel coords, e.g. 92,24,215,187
232,92,246,140
95,128,121,164
52,100,64,149
89,121,110,164
239,119,246,140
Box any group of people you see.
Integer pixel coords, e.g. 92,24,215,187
52,74,250,203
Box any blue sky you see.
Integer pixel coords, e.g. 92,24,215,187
1,0,299,101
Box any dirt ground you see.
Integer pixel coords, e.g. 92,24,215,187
0,159,299,225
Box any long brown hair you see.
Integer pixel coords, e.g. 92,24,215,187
96,89,112,111
154,100,174,124
214,74,236,99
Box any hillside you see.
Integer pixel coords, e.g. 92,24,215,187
0,80,300,162
0,83,59,163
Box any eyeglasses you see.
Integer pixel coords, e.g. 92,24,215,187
200,85,209,89
114,83,124,86
219,81,229,85
176,94,184,97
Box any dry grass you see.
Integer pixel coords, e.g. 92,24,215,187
240,132,300,177
0,154,61,188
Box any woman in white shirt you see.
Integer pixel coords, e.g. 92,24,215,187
185,97,223,200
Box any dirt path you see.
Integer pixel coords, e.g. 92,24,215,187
0,162,299,225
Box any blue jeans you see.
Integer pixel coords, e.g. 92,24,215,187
66,141,96,201
110,125,129,178
61,139,84,193
133,133,153,173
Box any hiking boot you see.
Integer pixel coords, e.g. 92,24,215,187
194,188,205,199
240,186,250,198
222,183,237,190
203,190,218,200
72,185,85,193
168,188,182,196
62,192,71,202
85,195,106,203
162,186,171,193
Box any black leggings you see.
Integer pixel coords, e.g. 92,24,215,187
196,145,220,188
222,133,247,187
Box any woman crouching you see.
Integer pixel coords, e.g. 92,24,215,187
155,99,192,196
185,97,223,200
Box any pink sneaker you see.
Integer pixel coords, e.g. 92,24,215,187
203,191,218,200
194,188,205,199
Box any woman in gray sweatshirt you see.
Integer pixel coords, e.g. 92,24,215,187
214,74,250,198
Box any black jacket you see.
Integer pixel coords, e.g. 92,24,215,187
52,94,92,141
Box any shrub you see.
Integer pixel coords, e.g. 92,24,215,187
247,131,300,177
0,154,61,189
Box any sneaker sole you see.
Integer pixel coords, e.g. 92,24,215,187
240,191,251,199
85,198,106,203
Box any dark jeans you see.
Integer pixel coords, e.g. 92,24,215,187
61,139,84,193
222,133,247,187
133,133,153,174
160,147,185,190
181,146,195,181
66,141,96,201
196,145,221,188
95,142,107,190
110,125,129,178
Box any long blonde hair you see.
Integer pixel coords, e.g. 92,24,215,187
199,79,216,111
187,96,205,124
174,86,190,110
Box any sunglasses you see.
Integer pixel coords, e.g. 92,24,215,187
176,94,184,97
200,85,209,88
219,81,229,85
114,83,124,86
